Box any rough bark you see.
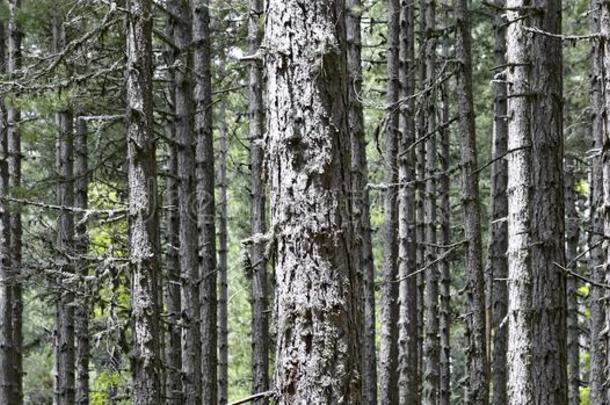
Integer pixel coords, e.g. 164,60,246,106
529,2,567,403
564,161,580,405
162,10,182,404
397,1,418,404
588,0,607,401
487,1,508,403
380,0,400,402
74,116,90,405
422,1,440,403
0,18,16,405
247,0,269,403
264,0,362,402
505,1,534,402
7,2,22,403
53,15,76,405
455,0,488,402
126,0,163,402
192,2,218,404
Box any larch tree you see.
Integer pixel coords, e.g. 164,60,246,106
379,0,400,402
397,0,419,404
246,0,270,402
125,0,163,402
455,0,488,402
264,0,362,402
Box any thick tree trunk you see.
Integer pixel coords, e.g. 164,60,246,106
247,0,269,403
588,1,607,402
505,1,534,402
264,0,362,402
346,0,377,403
529,2,567,404
455,0,488,402
380,0,400,402
53,15,76,405
126,0,163,402
74,116,90,405
217,78,229,405
397,1,418,404
422,1,440,403
7,2,22,403
564,161,580,405
192,3,218,404
0,19,16,405
162,11,182,404
487,2,508,404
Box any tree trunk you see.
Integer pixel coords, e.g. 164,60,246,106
126,0,162,402
217,70,229,405
505,1,534,402
192,2,218,404
397,1,418,404
74,116,90,405
162,10,182,403
455,0,488,402
346,0,377,403
529,2,567,403
588,1,607,402
380,0,400,402
264,0,362,402
564,160,580,405
7,2,22,403
0,18,16,405
422,1,440,403
53,15,76,405
247,0,269,403
487,2,508,404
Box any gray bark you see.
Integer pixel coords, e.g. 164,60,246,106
74,116,90,405
397,1,418,404
588,0,607,402
564,161,580,405
346,0,377,403
455,0,488,402
528,2,567,403
487,2,508,404
192,2,218,403
505,1,534,402
247,0,269,403
126,0,163,402
7,2,22,403
380,0,400,402
264,0,362,402
162,10,182,404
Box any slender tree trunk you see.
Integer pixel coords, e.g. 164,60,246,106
74,116,90,405
192,3,218,404
265,0,362,402
505,1,534,402
529,2,567,403
564,161,580,405
53,15,76,405
588,1,607,402
397,1,418,404
246,0,269,403
380,0,400,402
487,1,508,403
422,1,440,403
0,19,16,405
162,10,182,404
126,0,162,402
455,0,488,402
346,1,377,403
217,74,229,405
7,2,22,403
